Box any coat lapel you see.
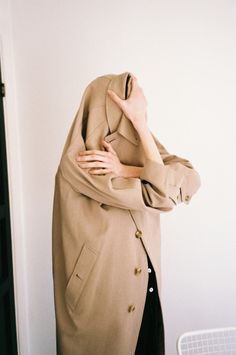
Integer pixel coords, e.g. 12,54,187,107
105,72,139,146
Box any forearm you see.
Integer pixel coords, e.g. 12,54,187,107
120,121,164,178
134,122,164,165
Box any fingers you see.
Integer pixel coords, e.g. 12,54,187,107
129,72,138,82
77,149,110,158
88,168,112,175
77,153,109,163
77,160,112,169
107,89,124,109
76,147,112,170
76,141,119,175
77,141,116,158
107,73,139,110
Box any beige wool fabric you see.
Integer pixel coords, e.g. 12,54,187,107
52,71,201,355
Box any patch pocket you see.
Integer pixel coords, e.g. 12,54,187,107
64,243,98,311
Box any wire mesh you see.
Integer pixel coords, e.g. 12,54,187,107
177,327,236,355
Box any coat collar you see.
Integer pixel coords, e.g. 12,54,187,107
105,72,139,146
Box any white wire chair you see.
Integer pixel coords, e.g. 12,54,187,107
177,327,236,355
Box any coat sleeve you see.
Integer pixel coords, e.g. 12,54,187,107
139,131,202,208
59,130,201,213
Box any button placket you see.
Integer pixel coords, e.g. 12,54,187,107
129,228,143,313
147,258,155,293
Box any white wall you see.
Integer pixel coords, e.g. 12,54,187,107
0,1,30,354
1,0,236,354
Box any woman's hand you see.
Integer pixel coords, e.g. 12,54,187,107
107,73,148,130
76,139,126,177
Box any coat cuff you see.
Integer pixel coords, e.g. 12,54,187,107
139,158,185,205
179,168,201,205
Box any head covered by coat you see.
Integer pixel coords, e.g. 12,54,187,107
59,71,200,214
61,71,139,154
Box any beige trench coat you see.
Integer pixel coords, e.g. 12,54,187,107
52,71,201,355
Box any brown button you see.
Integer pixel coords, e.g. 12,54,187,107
184,194,190,202
135,230,142,238
134,267,142,275
128,304,135,312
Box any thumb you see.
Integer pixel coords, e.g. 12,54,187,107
107,89,124,110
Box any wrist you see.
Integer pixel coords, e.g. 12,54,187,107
120,164,143,178
132,112,148,131
133,122,149,135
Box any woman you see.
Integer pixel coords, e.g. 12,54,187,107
52,72,201,355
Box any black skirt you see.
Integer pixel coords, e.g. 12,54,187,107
134,253,165,355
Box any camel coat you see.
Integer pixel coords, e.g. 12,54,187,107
52,71,201,355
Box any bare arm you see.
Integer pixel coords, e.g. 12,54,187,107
135,124,164,164
121,122,164,178
107,73,164,178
